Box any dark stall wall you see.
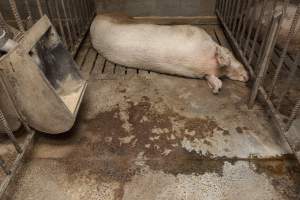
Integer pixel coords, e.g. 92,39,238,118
96,0,216,16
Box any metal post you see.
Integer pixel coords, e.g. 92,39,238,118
248,0,268,64
276,52,300,111
61,0,74,47
268,2,299,98
0,110,22,153
238,0,252,44
54,0,67,47
248,12,282,108
235,0,248,38
24,0,34,26
36,0,44,18
8,0,25,32
285,99,300,131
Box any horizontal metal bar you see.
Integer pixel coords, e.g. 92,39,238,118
0,130,35,198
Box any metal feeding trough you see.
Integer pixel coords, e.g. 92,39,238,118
0,16,87,134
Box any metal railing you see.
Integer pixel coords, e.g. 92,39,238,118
216,0,300,161
1,0,95,56
0,0,95,197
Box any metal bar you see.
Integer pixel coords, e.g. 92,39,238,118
0,130,35,198
54,0,67,47
268,2,299,97
224,0,231,24
0,110,22,153
221,0,226,16
35,0,44,18
286,99,300,131
235,0,248,38
243,0,258,52
227,0,235,26
231,0,241,31
24,0,34,26
248,0,268,64
83,0,89,22
76,0,85,34
60,0,73,47
255,0,281,70
248,13,283,108
238,0,252,44
276,52,300,110
217,10,300,163
0,158,10,175
67,0,80,38
8,0,25,32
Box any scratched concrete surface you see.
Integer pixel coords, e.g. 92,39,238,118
3,69,300,199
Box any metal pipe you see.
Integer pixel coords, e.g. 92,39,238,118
238,0,252,45
248,12,282,108
243,0,258,53
0,110,22,153
268,2,299,98
235,0,248,38
24,0,34,26
60,0,74,46
231,0,241,31
230,0,237,28
248,0,268,64
8,0,25,32
276,52,300,110
36,0,44,18
286,99,300,131
54,0,67,47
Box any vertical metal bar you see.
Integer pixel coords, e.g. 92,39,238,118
269,2,299,97
8,0,25,32
76,0,85,35
24,0,34,26
238,0,252,45
54,0,67,47
286,99,300,131
249,13,282,108
224,0,231,24
248,0,268,63
255,0,280,69
67,0,79,38
83,0,89,22
227,0,234,27
61,0,74,47
0,158,10,175
0,110,22,153
66,0,77,46
231,0,241,31
243,0,258,52
36,0,44,18
276,52,300,110
235,0,248,38
221,0,226,16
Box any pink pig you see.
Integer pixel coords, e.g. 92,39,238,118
90,14,249,93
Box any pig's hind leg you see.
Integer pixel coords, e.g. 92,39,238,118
205,75,223,94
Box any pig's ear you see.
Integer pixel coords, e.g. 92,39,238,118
216,46,231,67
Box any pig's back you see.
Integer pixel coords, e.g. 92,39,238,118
90,15,217,77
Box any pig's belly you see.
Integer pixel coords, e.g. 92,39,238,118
92,26,217,78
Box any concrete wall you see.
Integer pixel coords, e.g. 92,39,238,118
96,0,216,16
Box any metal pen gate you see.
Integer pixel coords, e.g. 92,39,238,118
0,0,95,197
216,0,300,161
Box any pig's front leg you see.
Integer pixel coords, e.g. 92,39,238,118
205,75,223,94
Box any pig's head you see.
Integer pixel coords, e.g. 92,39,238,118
216,46,249,82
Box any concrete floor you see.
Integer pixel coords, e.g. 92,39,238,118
2,27,300,199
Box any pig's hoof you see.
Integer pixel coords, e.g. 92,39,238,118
206,75,223,95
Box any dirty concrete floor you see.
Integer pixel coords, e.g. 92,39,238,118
3,25,300,199
4,67,300,199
